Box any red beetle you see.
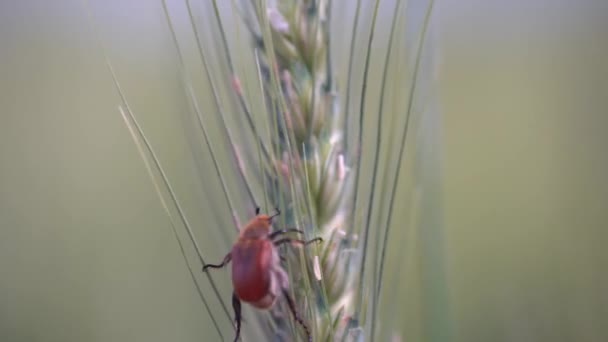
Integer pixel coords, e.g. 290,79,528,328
203,208,322,342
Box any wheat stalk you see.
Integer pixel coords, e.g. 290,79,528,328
228,1,443,340
232,0,362,340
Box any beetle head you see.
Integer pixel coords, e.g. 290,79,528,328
240,214,274,239
239,208,281,239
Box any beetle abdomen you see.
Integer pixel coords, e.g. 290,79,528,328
231,239,273,304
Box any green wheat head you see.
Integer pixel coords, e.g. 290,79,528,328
92,0,446,341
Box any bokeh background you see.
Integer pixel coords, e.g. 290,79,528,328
1,0,606,341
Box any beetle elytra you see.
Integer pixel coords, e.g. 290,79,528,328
203,207,322,342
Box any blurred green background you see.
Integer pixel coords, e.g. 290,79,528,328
1,0,607,341
441,1,608,341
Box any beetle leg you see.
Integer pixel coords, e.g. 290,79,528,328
269,207,281,220
282,289,312,342
273,237,323,247
268,228,305,240
202,253,232,272
232,292,242,342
